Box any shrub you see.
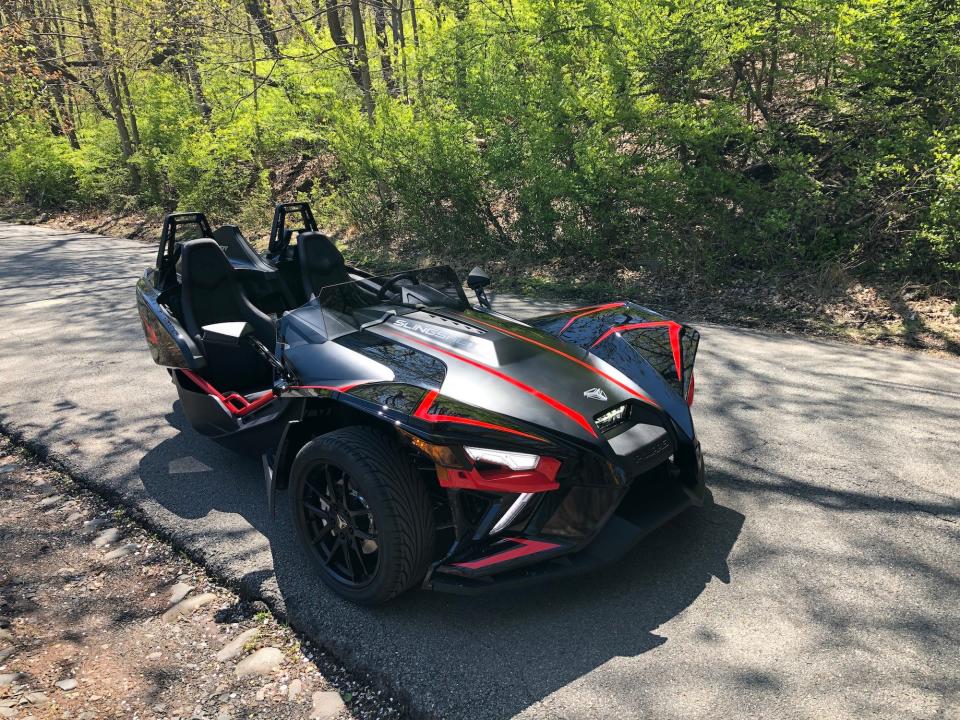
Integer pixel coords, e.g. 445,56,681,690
0,126,76,208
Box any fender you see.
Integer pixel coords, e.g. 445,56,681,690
529,300,699,405
264,417,313,518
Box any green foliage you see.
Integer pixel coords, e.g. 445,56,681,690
0,126,76,208
323,100,488,256
2,0,958,285
925,129,960,273
71,124,131,208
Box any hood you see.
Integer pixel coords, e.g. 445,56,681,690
368,308,689,443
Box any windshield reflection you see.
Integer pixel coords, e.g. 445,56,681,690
285,265,469,341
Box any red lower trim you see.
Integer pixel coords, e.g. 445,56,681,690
388,331,598,438
413,389,545,441
557,302,626,335
466,315,659,408
454,538,561,570
591,321,684,382
180,369,276,418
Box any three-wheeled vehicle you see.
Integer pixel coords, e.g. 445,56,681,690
136,203,705,604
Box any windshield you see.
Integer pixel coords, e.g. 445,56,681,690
283,265,470,341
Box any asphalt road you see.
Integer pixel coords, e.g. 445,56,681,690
0,222,958,719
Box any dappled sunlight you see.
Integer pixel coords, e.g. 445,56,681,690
0,224,957,718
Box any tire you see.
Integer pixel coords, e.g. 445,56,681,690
290,426,434,605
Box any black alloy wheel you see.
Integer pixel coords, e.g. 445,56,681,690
290,426,435,605
301,463,380,586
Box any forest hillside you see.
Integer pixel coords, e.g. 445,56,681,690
1,0,959,347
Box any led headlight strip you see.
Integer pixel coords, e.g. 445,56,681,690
464,447,540,471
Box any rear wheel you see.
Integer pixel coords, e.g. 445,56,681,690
290,426,434,604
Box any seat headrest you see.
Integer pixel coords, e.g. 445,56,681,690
298,231,345,274
180,238,233,290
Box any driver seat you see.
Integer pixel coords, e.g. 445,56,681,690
180,239,275,393
298,231,351,300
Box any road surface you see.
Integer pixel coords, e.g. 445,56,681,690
0,222,957,719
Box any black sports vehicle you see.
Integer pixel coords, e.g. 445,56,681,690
136,203,705,604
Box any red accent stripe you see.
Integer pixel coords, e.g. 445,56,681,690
454,538,561,570
466,316,659,408
557,302,626,335
591,321,684,382
180,369,276,417
414,388,440,417
687,372,695,406
413,389,545,441
389,332,598,438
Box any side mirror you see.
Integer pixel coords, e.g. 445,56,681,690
202,321,254,346
467,266,492,309
467,266,491,290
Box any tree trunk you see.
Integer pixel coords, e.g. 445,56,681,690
79,0,140,191
349,0,375,119
326,0,365,91
244,0,281,58
52,83,81,149
765,1,781,103
45,3,81,145
391,0,408,98
28,0,81,148
185,56,212,120
118,70,141,146
372,0,398,97
247,15,263,153
452,1,469,107
408,0,423,94
278,0,314,45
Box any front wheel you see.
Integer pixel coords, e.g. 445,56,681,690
290,426,434,605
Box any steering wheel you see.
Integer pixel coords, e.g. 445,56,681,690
377,271,420,301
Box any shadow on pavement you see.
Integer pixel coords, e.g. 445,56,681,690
138,402,744,718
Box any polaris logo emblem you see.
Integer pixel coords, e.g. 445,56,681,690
584,387,608,402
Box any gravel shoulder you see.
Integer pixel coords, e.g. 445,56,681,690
0,435,402,720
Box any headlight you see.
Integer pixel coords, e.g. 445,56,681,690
464,447,540,471
594,403,630,433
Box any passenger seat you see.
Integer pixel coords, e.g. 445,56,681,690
179,238,275,393
297,231,352,300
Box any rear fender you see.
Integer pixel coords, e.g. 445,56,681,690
136,274,205,370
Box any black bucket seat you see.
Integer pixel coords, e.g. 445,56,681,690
297,231,352,300
179,238,275,392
